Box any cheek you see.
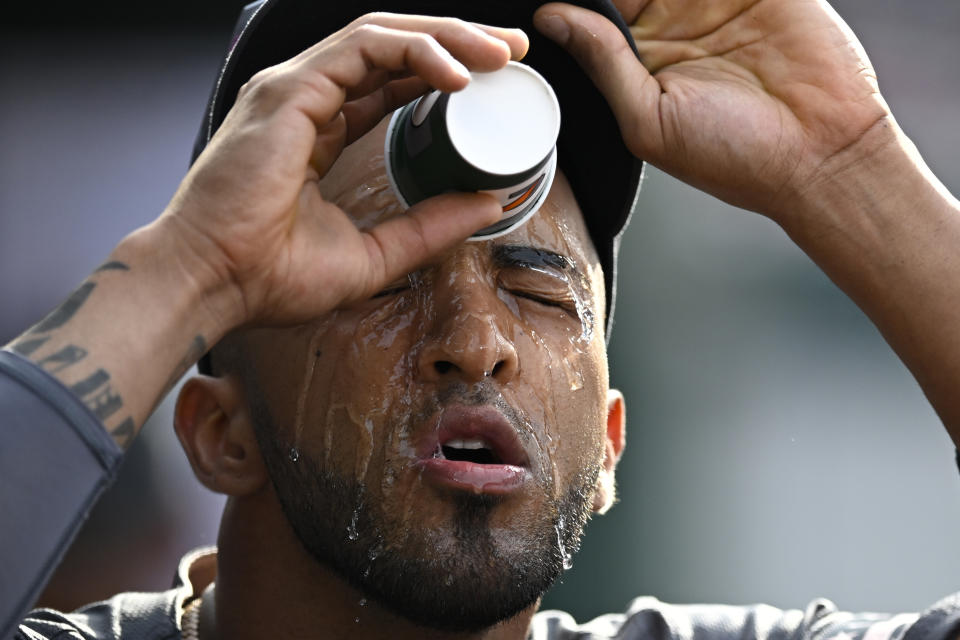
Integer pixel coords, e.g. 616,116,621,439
504,320,608,493
297,297,426,484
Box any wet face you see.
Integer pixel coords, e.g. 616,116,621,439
237,120,611,632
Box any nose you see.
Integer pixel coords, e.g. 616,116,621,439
417,292,520,385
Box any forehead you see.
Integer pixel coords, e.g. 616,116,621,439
318,118,601,277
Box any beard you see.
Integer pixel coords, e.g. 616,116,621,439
251,390,600,633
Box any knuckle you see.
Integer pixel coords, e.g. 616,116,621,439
237,69,268,100
347,22,387,42
441,16,468,31
349,13,373,27
407,31,438,51
355,11,394,26
239,66,294,105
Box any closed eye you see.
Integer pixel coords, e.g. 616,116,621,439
508,289,572,310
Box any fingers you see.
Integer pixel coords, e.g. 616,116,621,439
341,76,432,145
238,15,526,131
311,75,432,174
339,13,529,67
251,16,527,176
358,193,502,298
629,0,760,42
610,0,648,25
268,25,468,130
293,13,526,99
468,22,530,61
224,11,529,188
533,3,664,159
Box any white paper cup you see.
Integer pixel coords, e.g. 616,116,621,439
385,61,561,240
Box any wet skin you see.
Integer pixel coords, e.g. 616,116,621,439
220,120,615,629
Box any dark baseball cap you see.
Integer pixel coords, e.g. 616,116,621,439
193,0,643,374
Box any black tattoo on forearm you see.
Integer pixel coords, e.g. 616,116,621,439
95,261,130,272
110,418,136,449
17,261,127,343
70,369,124,421
8,263,138,448
29,282,96,334
66,364,135,447
69,368,109,396
11,336,49,357
38,345,89,374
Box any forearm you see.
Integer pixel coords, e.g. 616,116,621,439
780,118,960,443
4,215,236,448
0,215,237,636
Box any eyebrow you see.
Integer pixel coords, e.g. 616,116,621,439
492,244,580,279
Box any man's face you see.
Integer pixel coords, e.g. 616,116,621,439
237,121,612,631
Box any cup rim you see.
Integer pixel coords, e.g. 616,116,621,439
447,61,561,177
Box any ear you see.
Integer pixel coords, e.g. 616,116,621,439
174,374,268,497
592,389,626,514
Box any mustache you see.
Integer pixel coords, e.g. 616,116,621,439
435,381,527,433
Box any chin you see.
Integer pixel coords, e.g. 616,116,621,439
267,451,598,632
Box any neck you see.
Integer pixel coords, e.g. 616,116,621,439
210,493,537,640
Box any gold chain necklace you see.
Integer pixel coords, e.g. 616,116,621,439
181,597,201,640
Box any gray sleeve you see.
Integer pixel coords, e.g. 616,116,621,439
533,597,826,640
0,349,123,640
532,595,960,640
905,593,960,640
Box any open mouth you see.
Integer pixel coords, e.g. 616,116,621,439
416,405,532,495
437,438,503,465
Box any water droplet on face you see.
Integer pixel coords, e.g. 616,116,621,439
347,508,360,541
362,544,379,578
288,447,300,462
354,616,361,624
359,598,367,607
572,294,595,344
555,515,571,571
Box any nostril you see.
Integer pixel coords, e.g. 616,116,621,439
491,360,505,377
434,361,455,375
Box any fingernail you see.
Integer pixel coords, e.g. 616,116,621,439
534,13,570,45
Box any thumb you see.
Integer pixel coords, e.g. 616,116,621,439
359,192,501,294
533,3,663,159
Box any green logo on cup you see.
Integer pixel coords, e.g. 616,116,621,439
385,61,561,240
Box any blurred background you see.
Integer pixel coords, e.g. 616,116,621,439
2,0,959,623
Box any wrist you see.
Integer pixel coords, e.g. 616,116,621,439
774,121,960,436
4,219,245,443
133,211,249,347
776,118,951,249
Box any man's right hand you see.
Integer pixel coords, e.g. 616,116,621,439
159,14,527,332
5,15,527,441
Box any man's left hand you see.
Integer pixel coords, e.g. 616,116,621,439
534,0,892,224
